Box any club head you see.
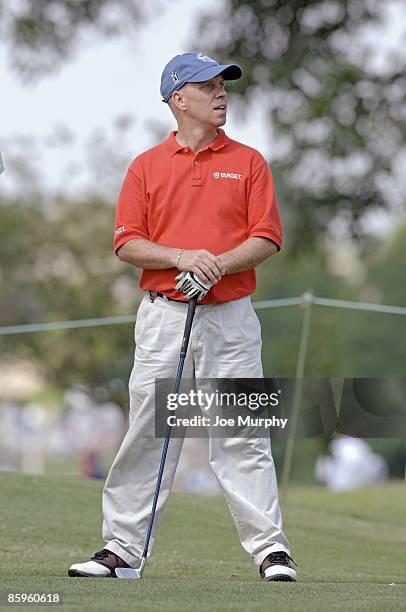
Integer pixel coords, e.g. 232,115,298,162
115,567,142,580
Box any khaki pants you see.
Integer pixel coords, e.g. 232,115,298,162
102,294,291,569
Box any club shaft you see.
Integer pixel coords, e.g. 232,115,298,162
141,297,197,562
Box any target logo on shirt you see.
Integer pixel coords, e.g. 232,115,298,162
213,171,242,180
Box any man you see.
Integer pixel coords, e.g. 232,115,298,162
69,52,297,582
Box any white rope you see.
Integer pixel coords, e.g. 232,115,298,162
1,293,405,336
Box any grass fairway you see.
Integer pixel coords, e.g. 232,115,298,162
0,474,405,611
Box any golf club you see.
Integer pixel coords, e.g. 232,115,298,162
116,295,198,580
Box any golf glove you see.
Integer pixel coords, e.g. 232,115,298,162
175,271,212,301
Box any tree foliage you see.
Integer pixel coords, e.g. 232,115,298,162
256,222,406,379
0,0,158,80
0,193,142,406
194,0,406,252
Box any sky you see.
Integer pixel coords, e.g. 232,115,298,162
0,0,405,201
0,0,271,197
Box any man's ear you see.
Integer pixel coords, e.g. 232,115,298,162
172,90,187,112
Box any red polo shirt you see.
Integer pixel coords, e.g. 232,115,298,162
113,129,282,304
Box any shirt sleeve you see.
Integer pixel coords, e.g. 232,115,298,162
113,157,149,254
247,154,282,251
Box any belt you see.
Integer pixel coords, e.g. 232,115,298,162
149,290,187,304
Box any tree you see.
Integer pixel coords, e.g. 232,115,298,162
0,192,143,407
193,0,406,253
0,0,158,81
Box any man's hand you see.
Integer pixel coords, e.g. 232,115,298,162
178,249,225,284
175,271,212,301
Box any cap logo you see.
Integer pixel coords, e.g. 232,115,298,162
171,71,180,84
196,53,216,63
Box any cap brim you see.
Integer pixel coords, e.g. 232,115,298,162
187,63,242,83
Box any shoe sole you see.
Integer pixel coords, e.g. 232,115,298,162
68,569,114,578
262,575,296,582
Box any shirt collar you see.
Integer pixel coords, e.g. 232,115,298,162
166,128,230,157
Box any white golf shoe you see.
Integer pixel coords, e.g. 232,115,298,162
68,548,131,578
260,551,298,582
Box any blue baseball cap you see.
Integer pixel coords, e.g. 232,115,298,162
160,52,242,103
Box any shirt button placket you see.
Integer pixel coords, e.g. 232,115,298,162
191,156,203,187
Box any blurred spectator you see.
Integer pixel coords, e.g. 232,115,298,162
0,388,125,477
80,450,106,480
315,436,388,490
173,438,220,495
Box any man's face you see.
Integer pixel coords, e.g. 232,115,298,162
172,74,228,127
